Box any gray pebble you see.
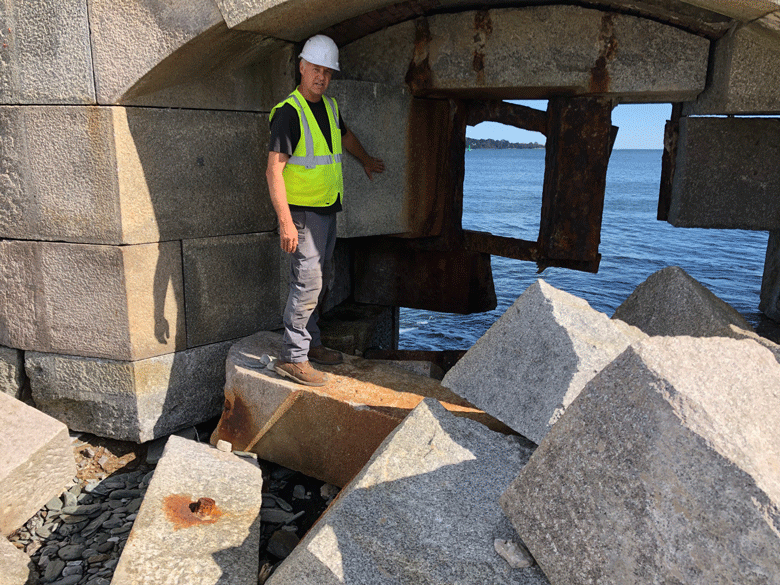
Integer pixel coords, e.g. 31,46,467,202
81,547,97,559
46,496,64,512
106,500,123,510
62,504,102,517
109,524,133,535
50,575,81,585
61,492,77,509
103,559,119,570
57,544,85,561
61,565,83,577
96,542,114,553
261,509,297,524
108,489,142,500
43,558,65,582
87,553,111,564
67,485,81,498
82,480,102,493
81,511,113,538
85,577,111,585
101,517,124,530
292,484,306,499
126,499,143,514
37,525,53,539
60,515,88,525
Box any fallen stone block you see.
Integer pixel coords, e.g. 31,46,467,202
612,265,754,336
0,1,94,104
0,392,76,536
267,399,549,585
0,346,26,399
27,341,232,443
501,336,780,585
0,536,34,585
111,435,263,585
210,331,513,487
441,279,647,444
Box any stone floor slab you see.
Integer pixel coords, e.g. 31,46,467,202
0,536,33,585
442,279,646,444
501,336,780,585
210,331,512,487
267,399,549,585
0,393,76,536
111,435,264,585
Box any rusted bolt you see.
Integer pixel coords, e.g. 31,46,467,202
190,497,216,517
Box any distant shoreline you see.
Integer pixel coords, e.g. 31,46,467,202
466,137,544,150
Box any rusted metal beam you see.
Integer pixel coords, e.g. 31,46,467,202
466,100,548,135
658,102,683,221
539,96,615,264
464,230,601,273
353,237,497,314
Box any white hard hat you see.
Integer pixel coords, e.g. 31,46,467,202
299,35,340,71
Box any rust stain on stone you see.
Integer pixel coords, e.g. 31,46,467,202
163,494,223,530
472,10,492,84
590,14,617,94
405,18,433,93
212,394,255,451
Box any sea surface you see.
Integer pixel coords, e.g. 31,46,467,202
399,148,770,350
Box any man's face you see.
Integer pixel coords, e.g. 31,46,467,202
299,60,333,101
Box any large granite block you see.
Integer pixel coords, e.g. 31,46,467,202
26,341,232,443
328,81,411,238
501,336,780,585
340,6,709,100
669,116,780,229
89,0,293,109
112,436,263,585
613,265,754,336
0,0,94,104
0,240,184,361
267,399,549,585
0,106,273,245
685,23,780,114
0,392,75,536
442,280,646,444
0,345,25,399
183,233,283,348
210,331,512,486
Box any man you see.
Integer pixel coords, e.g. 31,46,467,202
266,34,385,386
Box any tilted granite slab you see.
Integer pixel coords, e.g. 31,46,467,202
0,535,34,585
442,279,647,444
111,435,263,585
267,399,549,585
501,336,780,585
210,331,514,487
0,392,75,536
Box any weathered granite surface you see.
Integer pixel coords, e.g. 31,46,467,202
0,392,75,536
0,0,94,104
0,535,33,585
501,336,780,585
111,436,264,585
442,279,646,443
268,399,549,585
612,265,754,336
0,345,25,399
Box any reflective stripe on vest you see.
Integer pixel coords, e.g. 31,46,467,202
287,94,344,169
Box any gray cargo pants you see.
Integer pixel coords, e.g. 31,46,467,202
281,210,337,363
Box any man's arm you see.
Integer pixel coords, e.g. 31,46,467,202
342,129,385,180
266,151,298,253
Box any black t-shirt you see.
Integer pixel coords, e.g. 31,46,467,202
269,97,347,214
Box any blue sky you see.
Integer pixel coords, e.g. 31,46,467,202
466,101,672,149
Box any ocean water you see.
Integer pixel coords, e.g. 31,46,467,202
399,149,770,350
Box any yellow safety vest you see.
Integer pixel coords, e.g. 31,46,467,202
270,88,344,207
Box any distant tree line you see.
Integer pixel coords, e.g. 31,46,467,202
466,137,544,150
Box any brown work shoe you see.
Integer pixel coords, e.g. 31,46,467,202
308,344,343,365
273,360,328,386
